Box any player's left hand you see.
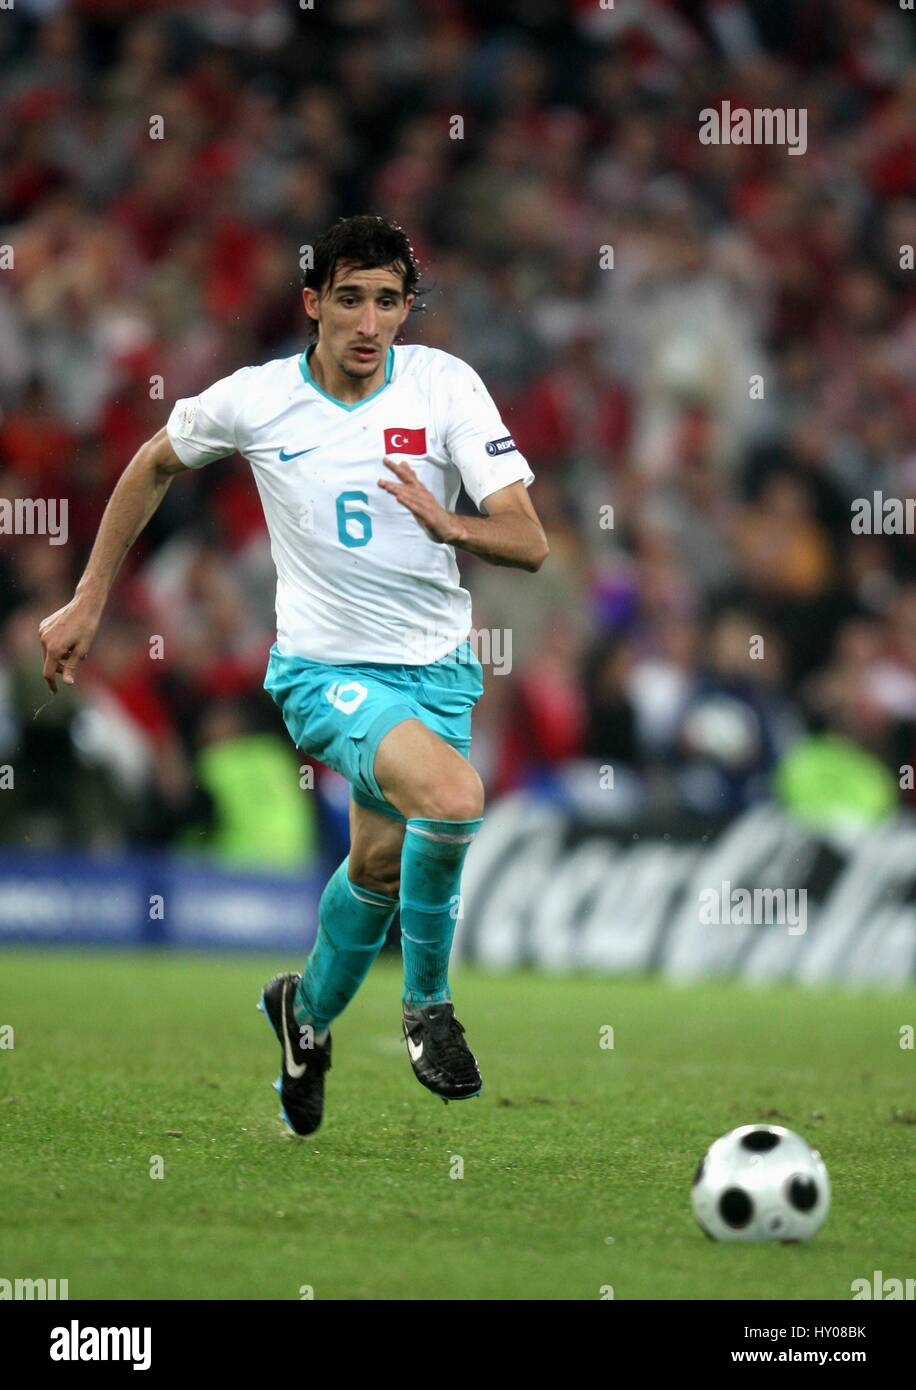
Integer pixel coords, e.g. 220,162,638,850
378,456,459,544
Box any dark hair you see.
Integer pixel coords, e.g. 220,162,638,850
301,214,425,336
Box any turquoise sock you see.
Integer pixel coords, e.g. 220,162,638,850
400,816,484,1006
294,857,398,1032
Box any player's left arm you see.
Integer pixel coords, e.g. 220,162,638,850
378,461,548,572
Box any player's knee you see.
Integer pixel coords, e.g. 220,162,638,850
415,766,485,823
354,869,400,900
349,849,400,900
374,874,401,900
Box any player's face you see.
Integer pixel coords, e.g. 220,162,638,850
304,263,414,380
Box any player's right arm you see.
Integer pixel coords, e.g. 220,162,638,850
38,426,188,693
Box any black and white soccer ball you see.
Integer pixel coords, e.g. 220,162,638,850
691,1125,830,1243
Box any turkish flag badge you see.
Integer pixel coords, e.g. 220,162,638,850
384,427,427,455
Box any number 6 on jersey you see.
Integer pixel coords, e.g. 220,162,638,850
336,490,373,548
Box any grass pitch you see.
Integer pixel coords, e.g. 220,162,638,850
1,948,912,1300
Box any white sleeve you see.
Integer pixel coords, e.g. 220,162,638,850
440,357,534,511
165,366,252,468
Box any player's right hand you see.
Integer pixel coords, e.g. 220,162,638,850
38,596,102,693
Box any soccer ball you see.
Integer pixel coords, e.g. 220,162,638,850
691,1124,830,1243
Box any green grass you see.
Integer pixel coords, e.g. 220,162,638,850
0,948,913,1300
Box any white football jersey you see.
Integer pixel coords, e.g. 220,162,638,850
165,343,534,664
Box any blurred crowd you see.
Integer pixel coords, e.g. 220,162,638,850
1,0,915,859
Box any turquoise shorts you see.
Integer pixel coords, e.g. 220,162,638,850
263,638,485,823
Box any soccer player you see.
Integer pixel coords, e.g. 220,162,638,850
38,215,548,1135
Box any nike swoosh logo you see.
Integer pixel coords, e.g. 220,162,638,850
281,981,307,1078
278,446,318,461
407,1035,423,1062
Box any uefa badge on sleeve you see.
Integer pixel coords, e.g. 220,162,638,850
485,435,517,457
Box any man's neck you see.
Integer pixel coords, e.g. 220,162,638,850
308,341,387,404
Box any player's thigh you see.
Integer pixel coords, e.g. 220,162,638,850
348,796,405,898
374,718,485,822
265,649,416,805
